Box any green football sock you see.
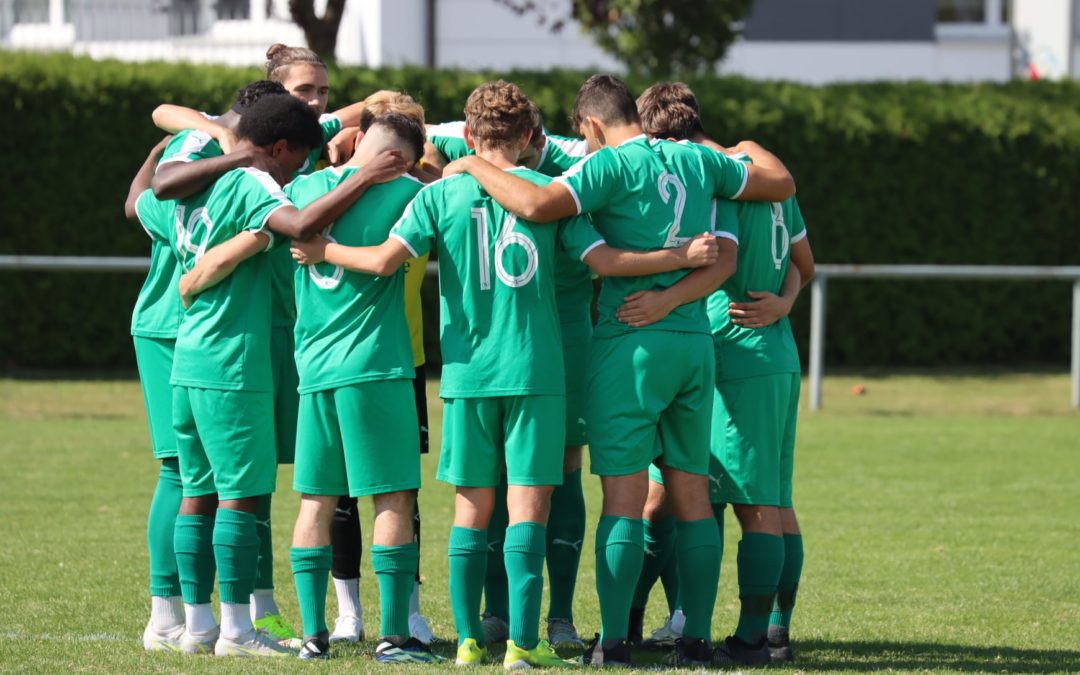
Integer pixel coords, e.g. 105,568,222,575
213,508,259,604
290,545,332,638
595,515,644,643
676,518,723,640
483,477,509,620
505,522,546,650
735,532,784,644
254,494,274,590
371,543,419,640
449,526,488,645
174,513,216,604
632,515,675,609
770,534,804,630
545,469,585,622
148,458,183,598
659,541,681,616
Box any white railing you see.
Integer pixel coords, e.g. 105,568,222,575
2,256,1078,409
808,265,1080,410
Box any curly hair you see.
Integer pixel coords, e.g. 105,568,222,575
264,43,326,83
236,93,323,151
231,79,288,114
463,81,537,152
359,90,426,132
636,82,705,141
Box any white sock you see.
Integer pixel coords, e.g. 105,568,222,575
184,602,217,635
221,602,254,640
151,595,185,631
249,588,280,620
333,577,362,620
670,608,686,634
409,581,421,616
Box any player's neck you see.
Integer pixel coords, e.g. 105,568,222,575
602,123,646,148
475,148,519,170
216,110,241,131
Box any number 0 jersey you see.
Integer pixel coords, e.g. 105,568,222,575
554,136,747,338
286,168,423,394
390,168,604,399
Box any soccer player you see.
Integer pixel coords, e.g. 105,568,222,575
290,80,720,669
302,92,438,647
279,113,440,663
634,81,815,665
138,94,408,658
442,74,795,667
424,107,593,649
123,136,186,652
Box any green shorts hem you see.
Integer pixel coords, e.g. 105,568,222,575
294,479,420,498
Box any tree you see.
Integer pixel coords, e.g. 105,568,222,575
288,0,347,61
495,0,755,76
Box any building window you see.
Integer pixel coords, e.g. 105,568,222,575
936,0,1008,37
12,0,49,23
167,0,201,36
216,0,250,20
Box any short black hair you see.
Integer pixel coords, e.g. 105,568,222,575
571,74,640,129
368,112,425,163
232,79,288,114
237,94,323,151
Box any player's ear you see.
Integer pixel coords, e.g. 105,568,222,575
519,127,534,151
269,138,291,158
353,129,365,151
463,125,476,150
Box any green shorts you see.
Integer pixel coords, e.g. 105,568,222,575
271,326,299,464
294,380,420,497
586,331,714,477
172,386,277,500
133,336,178,460
561,319,592,447
710,373,800,507
439,395,565,487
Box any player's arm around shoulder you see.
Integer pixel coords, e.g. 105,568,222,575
731,141,796,202
443,155,578,223
178,230,272,308
125,137,171,219
582,233,720,278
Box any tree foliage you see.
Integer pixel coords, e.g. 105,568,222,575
288,0,346,61
496,0,755,75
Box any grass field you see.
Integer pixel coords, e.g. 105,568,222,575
0,372,1078,673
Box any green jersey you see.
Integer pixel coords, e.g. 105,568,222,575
170,167,293,392
286,167,423,394
709,156,806,380
158,129,223,167
427,123,593,322
390,167,604,398
554,136,748,338
131,191,184,338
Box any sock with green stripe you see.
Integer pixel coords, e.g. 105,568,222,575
545,469,585,622
735,532,785,644
174,513,216,605
632,515,676,611
676,518,723,640
504,522,546,650
290,545,332,639
371,542,419,640
595,515,644,644
148,458,183,600
449,526,488,645
214,508,260,605
483,477,510,621
770,533,804,630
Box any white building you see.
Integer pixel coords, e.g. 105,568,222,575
2,0,1078,83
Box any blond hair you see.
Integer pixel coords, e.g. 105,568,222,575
360,90,426,131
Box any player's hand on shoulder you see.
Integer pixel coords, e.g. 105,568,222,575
616,290,677,328
680,233,719,268
728,290,792,329
151,134,173,158
358,149,410,184
440,156,472,178
327,127,360,166
291,235,329,265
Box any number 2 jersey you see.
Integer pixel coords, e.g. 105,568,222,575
389,167,604,399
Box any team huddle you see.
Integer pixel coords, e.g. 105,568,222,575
125,43,815,669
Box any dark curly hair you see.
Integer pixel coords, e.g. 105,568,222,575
231,79,288,114
237,93,323,151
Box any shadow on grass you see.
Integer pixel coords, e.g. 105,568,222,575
794,639,1080,672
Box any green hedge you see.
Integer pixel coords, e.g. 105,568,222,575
2,52,1079,371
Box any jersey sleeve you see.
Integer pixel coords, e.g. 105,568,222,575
157,130,223,168
134,189,173,243
699,146,749,200
320,113,343,143
553,148,619,215
557,214,606,261
712,198,740,245
223,169,294,249
786,196,807,243
545,132,590,159
389,186,438,258
427,122,472,162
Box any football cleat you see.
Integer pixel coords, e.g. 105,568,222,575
670,637,713,668
767,625,795,662
178,625,220,654
504,639,576,669
640,612,683,651
547,618,585,649
214,628,295,657
375,637,443,664
142,620,185,652
455,637,488,666
330,614,365,643
409,612,437,645
298,636,331,660
253,612,301,648
481,613,510,644
580,633,631,668
711,635,772,667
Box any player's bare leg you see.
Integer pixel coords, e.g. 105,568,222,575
545,445,586,647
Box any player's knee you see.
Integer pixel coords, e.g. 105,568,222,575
373,489,416,516
643,481,669,521
733,503,783,535
600,472,649,517
180,494,218,516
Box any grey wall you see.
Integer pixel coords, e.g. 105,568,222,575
743,0,937,42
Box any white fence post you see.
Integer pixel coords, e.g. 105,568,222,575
809,274,826,411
